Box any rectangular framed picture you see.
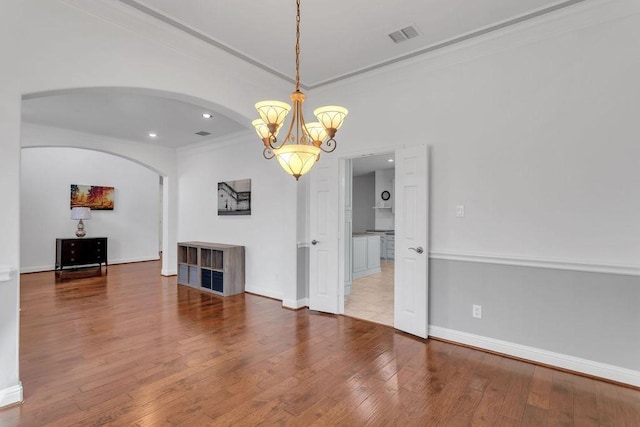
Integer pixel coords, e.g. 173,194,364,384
218,179,251,216
70,184,115,210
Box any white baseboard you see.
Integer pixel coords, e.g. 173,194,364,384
0,383,23,408
429,325,640,388
161,268,177,276
20,256,160,273
283,298,309,309
244,284,283,302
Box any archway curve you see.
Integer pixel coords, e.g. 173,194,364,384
18,84,257,277
19,145,175,275
21,86,252,127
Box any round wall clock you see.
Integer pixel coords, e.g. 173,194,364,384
381,191,390,201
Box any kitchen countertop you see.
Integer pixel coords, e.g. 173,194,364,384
365,229,395,235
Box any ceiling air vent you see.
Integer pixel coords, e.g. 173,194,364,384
388,25,420,44
195,131,211,136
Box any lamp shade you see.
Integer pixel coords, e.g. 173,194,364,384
255,100,291,127
252,119,279,141
314,106,348,132
304,122,328,146
70,207,91,220
272,144,321,180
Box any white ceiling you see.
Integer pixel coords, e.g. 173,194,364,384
121,0,585,88
22,0,585,147
22,89,246,147
352,153,395,177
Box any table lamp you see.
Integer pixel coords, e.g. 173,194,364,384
70,207,91,238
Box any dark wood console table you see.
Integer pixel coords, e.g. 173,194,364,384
55,237,108,271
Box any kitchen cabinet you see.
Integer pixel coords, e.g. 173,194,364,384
352,234,381,279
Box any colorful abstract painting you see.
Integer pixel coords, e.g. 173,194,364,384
70,184,115,210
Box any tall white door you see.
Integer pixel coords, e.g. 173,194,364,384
394,145,429,338
309,159,340,313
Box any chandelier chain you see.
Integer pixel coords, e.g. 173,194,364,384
295,0,301,91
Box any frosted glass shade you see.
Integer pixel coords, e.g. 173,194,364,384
255,100,291,126
252,119,279,140
272,144,321,180
313,106,348,131
70,207,91,220
304,121,328,145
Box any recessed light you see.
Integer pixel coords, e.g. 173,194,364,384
148,132,157,138
202,113,213,119
388,158,394,162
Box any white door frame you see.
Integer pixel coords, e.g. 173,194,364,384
337,145,399,314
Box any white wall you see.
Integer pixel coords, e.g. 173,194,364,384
312,0,640,269
374,169,394,230
352,173,375,233
177,135,298,302
21,147,160,271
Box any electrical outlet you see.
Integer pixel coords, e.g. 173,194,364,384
456,205,465,218
472,304,482,319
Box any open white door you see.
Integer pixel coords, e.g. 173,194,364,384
394,145,429,338
309,158,340,313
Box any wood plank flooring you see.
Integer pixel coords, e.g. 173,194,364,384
1,261,639,425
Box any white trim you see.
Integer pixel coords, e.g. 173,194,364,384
161,268,177,276
0,383,23,408
429,250,640,276
429,326,640,388
283,298,309,310
20,256,161,274
0,265,13,282
244,284,282,302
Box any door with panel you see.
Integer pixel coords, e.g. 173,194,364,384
308,159,340,313
394,145,429,338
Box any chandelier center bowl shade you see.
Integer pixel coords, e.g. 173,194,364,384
251,0,348,180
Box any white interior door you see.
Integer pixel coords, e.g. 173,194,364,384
394,145,429,338
309,159,340,313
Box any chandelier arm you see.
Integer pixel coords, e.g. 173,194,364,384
297,103,312,145
276,98,300,148
266,133,286,150
263,146,275,159
318,138,337,153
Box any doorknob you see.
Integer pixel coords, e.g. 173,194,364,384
311,240,319,245
409,246,424,254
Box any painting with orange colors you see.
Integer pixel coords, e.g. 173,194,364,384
70,184,115,210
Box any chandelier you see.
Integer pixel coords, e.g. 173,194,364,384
252,0,348,180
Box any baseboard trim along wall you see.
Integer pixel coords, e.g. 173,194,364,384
0,383,23,409
430,250,640,276
244,285,283,303
429,325,640,388
20,256,161,273
283,298,309,310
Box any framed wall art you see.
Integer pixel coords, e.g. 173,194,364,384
70,184,115,210
218,179,251,216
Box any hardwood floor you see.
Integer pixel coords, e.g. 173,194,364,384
344,261,394,326
2,261,639,426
